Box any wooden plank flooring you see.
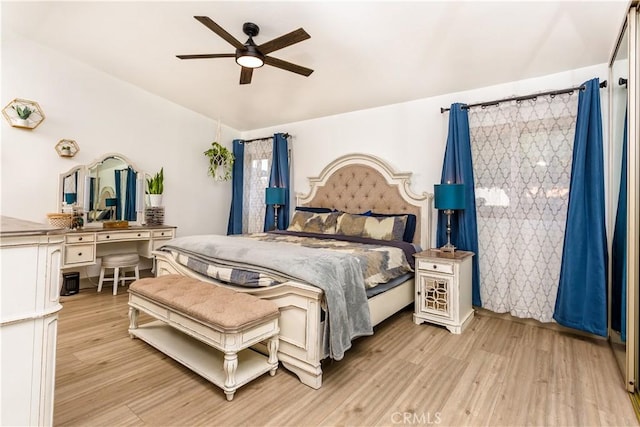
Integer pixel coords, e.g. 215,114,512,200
54,289,639,426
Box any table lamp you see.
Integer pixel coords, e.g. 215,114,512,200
265,187,286,230
434,183,465,252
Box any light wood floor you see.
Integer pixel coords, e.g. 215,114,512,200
55,288,639,427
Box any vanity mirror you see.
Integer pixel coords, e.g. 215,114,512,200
59,153,145,226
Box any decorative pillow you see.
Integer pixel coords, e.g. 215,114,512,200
336,212,407,241
295,206,333,213
287,211,340,234
355,211,416,243
370,212,416,243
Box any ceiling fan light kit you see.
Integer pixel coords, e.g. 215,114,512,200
236,45,264,68
177,16,313,85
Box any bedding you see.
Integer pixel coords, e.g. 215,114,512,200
159,233,376,360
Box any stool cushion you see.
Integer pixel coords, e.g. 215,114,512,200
102,253,140,268
129,275,279,330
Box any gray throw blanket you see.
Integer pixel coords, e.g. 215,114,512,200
160,234,373,360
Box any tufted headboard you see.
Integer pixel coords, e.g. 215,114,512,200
296,153,433,248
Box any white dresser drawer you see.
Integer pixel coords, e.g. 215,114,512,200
66,233,95,244
417,259,454,275
97,231,151,242
152,229,174,239
64,244,95,264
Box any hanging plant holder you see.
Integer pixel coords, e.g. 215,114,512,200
204,142,234,181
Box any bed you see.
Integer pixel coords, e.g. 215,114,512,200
153,153,433,389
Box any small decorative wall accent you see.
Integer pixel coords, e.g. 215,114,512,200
55,139,79,158
2,98,45,129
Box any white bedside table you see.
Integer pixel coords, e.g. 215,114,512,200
413,249,475,334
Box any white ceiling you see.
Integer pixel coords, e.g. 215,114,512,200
2,1,629,131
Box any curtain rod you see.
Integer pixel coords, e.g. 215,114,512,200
242,133,290,144
440,80,607,113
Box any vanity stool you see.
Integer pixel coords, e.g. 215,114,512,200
98,253,140,295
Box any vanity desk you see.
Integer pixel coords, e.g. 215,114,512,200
58,153,176,271
62,225,176,269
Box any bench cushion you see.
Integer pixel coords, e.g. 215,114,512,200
129,275,279,330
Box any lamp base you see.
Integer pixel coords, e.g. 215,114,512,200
440,242,457,253
442,209,456,252
272,204,280,231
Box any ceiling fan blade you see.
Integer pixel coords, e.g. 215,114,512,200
263,56,314,77
194,16,244,49
176,53,235,60
258,28,310,55
240,67,253,85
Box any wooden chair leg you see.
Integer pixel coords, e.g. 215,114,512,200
98,267,106,292
113,267,120,296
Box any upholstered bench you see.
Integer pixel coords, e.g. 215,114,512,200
128,274,279,401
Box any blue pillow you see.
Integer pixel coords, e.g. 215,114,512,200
369,212,417,243
295,206,333,213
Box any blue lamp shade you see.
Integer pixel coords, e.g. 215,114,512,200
434,184,465,210
265,187,286,205
64,192,77,204
105,198,118,207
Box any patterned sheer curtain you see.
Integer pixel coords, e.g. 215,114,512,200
242,140,273,233
469,94,578,322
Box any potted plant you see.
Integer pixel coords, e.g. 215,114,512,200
61,145,72,156
204,142,234,181
12,105,33,127
146,167,164,207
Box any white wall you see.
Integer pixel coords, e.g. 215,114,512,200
242,63,610,246
1,30,239,237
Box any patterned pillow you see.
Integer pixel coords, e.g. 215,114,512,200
287,211,340,234
336,212,407,241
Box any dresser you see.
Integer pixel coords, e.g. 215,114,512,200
61,225,176,269
413,249,474,334
0,216,64,426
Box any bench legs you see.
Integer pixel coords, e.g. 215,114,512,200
268,336,279,376
223,352,238,401
128,306,139,338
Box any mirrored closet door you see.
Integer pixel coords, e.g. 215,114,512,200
609,2,639,407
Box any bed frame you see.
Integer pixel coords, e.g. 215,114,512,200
154,153,432,389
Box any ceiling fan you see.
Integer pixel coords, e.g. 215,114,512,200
176,16,314,85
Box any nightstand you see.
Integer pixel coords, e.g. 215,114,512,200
413,249,474,334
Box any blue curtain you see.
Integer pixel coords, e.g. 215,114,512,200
124,167,137,221
612,110,628,341
114,170,122,220
264,133,290,231
437,103,481,306
227,139,245,235
553,78,607,336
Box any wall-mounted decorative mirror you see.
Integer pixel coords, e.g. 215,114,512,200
59,153,145,226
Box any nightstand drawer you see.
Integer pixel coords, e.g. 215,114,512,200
417,259,454,275
64,244,95,264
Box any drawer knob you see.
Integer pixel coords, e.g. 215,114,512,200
78,237,83,241
78,252,82,256
137,233,141,237
433,265,438,269
161,232,165,236
106,235,110,239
